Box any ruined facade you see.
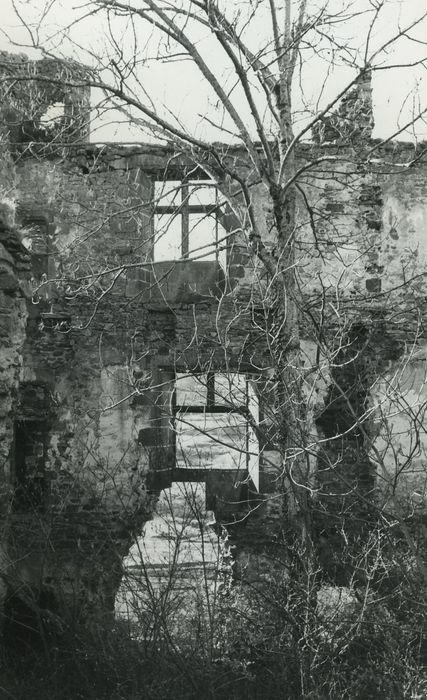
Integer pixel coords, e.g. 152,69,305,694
0,52,427,628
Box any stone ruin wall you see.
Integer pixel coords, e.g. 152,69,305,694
0,210,30,613
298,145,427,520
229,140,427,528
0,51,427,619
1,154,159,617
7,141,427,598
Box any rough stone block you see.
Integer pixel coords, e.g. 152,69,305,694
366,278,381,293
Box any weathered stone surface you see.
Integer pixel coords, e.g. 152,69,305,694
0,210,30,614
0,51,426,626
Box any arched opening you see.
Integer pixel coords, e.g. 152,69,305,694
115,482,226,641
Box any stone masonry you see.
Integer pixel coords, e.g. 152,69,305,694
0,52,426,630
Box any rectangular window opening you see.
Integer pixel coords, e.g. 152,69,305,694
173,373,259,489
13,420,48,511
153,179,227,268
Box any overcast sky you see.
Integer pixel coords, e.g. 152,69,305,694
1,0,426,144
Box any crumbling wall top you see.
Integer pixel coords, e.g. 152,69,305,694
0,51,91,145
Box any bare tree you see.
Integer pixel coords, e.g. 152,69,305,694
7,0,423,527
1,1,427,695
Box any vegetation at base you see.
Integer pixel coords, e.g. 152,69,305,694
0,548,426,700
